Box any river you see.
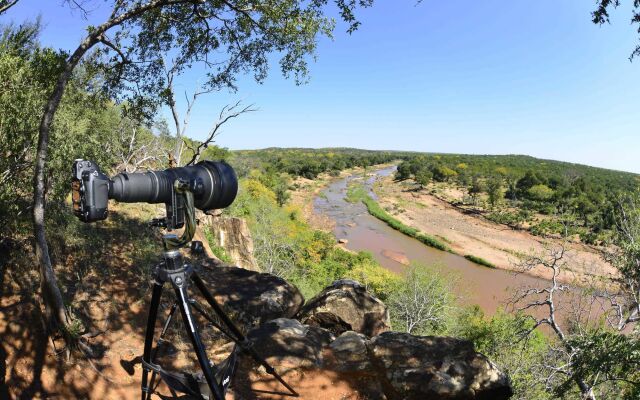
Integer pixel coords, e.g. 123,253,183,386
313,166,551,315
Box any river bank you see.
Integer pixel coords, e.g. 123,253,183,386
372,172,617,286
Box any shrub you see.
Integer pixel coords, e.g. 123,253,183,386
388,264,458,335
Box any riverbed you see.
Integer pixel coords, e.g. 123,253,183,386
313,166,550,314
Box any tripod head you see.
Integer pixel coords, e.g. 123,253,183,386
157,178,198,251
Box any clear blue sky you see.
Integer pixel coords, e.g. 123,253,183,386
3,1,639,172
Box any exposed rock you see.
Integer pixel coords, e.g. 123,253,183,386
322,331,372,373
193,226,216,259
205,216,259,271
380,249,410,265
303,311,353,336
338,238,349,244
246,318,334,373
299,279,391,337
370,332,513,400
197,265,304,333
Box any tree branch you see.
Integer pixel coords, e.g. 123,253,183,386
185,101,256,165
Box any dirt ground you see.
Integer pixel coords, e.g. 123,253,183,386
374,175,617,286
0,261,375,400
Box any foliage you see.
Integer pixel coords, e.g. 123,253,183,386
562,331,640,399
388,264,457,335
486,175,503,208
392,153,638,243
414,167,432,189
454,307,551,400
463,254,496,268
225,174,398,300
345,181,368,203
344,257,401,301
528,184,554,201
358,191,451,252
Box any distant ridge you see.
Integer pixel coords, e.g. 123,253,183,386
233,147,638,176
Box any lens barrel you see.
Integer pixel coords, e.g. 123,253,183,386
109,161,237,211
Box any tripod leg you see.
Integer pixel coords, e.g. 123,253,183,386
191,273,299,397
146,302,178,398
141,280,163,400
174,284,225,400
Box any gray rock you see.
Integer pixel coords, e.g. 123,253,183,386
369,332,513,400
299,279,391,337
246,318,334,373
322,331,372,372
197,265,304,333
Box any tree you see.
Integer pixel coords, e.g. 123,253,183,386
468,174,484,206
183,101,256,165
593,1,640,59
114,113,165,172
395,160,411,181
527,184,554,202
16,0,374,347
512,243,640,399
602,194,640,330
512,244,597,399
455,307,551,400
516,170,541,196
486,175,503,209
431,165,457,182
414,167,432,190
388,264,457,335
0,0,19,14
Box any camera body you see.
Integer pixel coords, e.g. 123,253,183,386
71,159,238,229
72,159,110,223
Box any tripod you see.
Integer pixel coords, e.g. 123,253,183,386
140,180,298,400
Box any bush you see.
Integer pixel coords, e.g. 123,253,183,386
529,220,565,237
388,264,457,335
345,258,401,300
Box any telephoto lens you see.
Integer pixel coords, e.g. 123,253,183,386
109,161,238,211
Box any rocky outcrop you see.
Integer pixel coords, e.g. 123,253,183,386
245,323,513,400
200,265,512,399
299,279,391,337
205,216,259,271
198,265,304,333
369,332,512,400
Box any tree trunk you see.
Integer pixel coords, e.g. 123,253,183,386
33,36,98,338
576,379,595,400
31,0,193,347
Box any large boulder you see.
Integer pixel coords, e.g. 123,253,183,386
369,332,513,400
245,318,334,373
197,265,304,333
299,279,391,337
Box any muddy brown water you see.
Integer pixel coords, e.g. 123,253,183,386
313,166,552,315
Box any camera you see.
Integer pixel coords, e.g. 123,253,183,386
71,159,238,229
